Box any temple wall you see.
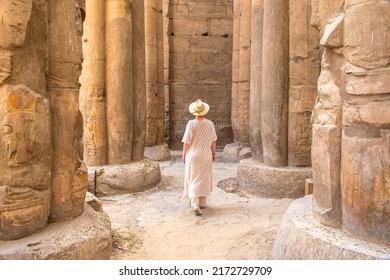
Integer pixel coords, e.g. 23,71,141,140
168,0,234,149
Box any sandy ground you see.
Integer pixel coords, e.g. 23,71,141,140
101,151,293,260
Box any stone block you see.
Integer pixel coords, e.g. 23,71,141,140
289,59,320,88
345,67,390,95
209,18,233,36
289,0,310,57
311,124,342,228
88,159,161,197
144,143,172,161
237,159,312,199
305,178,314,195
171,18,208,36
169,36,191,53
343,2,390,69
190,36,232,54
188,3,227,18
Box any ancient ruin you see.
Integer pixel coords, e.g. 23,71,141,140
1,0,389,261
79,0,161,196
223,0,251,162
168,0,234,150
233,0,318,198
144,0,171,161
0,0,111,259
273,0,390,259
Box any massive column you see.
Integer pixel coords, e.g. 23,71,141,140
249,0,264,162
223,0,251,162
144,0,171,161
105,0,134,164
261,0,289,167
47,0,87,222
273,0,390,259
236,0,317,198
0,0,111,259
80,0,160,196
79,0,107,167
0,0,51,241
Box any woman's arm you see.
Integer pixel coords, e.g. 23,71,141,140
182,143,189,163
211,141,217,162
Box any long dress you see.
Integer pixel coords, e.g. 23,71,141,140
182,119,217,201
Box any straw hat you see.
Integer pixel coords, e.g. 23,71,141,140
189,99,210,116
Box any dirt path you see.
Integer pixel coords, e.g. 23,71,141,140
101,151,293,260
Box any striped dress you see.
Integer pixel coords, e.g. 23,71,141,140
182,119,217,200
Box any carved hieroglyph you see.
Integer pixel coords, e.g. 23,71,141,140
0,85,51,240
312,0,390,245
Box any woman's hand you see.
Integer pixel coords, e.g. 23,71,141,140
182,153,186,164
212,153,216,162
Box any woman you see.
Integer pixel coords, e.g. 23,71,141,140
182,99,217,216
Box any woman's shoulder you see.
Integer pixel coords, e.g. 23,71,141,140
186,119,196,127
206,119,215,126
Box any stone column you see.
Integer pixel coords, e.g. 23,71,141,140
48,0,88,222
341,0,390,245
235,0,316,199
81,0,160,197
144,0,171,161
163,0,170,144
238,0,251,149
249,0,264,162
145,0,158,147
288,0,318,167
131,0,147,162
231,0,240,145
0,1,50,232
0,0,112,259
223,0,251,162
261,0,289,167
79,0,107,167
105,0,133,165
272,0,390,260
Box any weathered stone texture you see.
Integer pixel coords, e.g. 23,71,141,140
48,0,87,222
261,0,289,167
272,196,390,260
237,159,312,199
0,0,92,243
0,203,112,260
288,0,319,167
236,0,319,198
168,0,233,149
249,0,263,162
0,85,51,240
145,0,166,151
79,0,107,167
88,159,161,197
310,0,390,246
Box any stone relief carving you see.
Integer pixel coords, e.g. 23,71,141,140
0,84,51,240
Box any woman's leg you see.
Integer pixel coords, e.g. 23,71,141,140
190,197,202,215
199,196,207,208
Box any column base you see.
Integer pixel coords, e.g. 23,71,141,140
272,195,390,259
0,202,112,260
237,158,312,198
144,143,172,161
222,143,251,163
88,159,161,196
